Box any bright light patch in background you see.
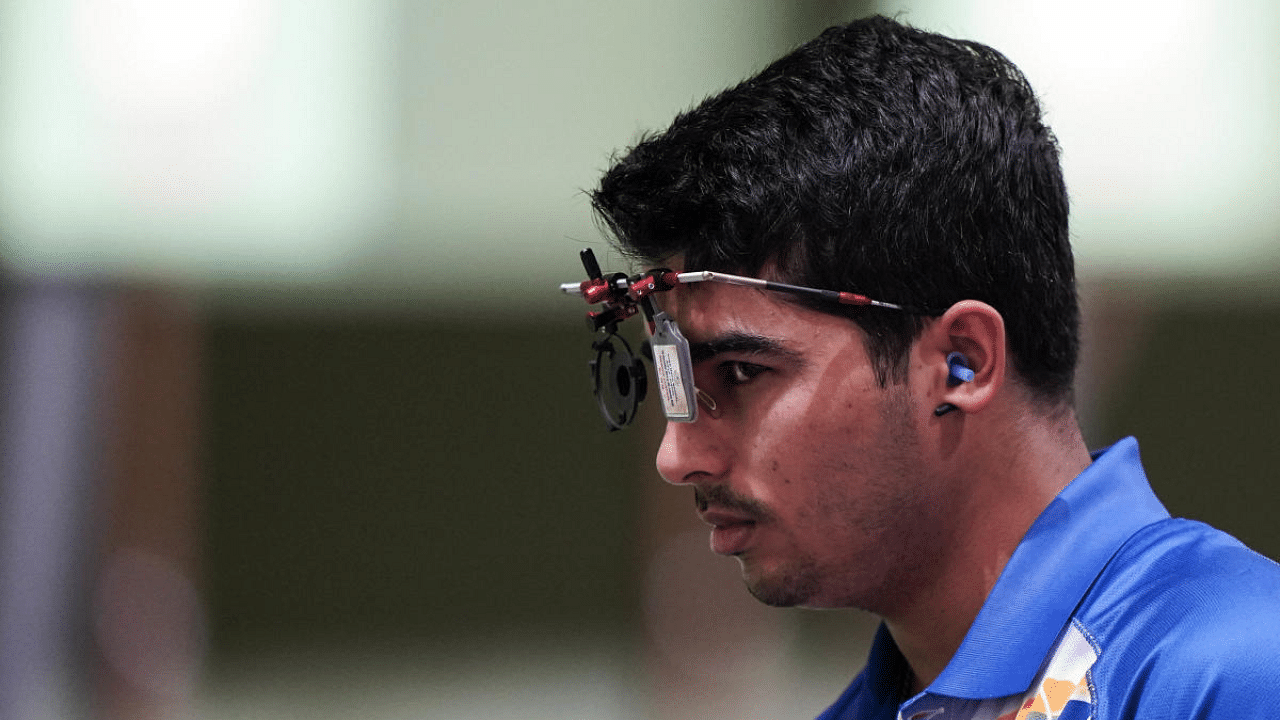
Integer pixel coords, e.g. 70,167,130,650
0,0,396,280
883,0,1280,278
71,0,271,215
75,0,268,119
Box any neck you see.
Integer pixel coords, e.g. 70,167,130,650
886,402,1092,694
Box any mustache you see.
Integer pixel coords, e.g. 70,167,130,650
694,484,771,521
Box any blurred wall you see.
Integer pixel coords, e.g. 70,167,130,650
1095,298,1280,558
202,315,645,650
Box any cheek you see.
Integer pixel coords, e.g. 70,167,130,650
743,399,855,509
774,385,917,522
737,358,885,504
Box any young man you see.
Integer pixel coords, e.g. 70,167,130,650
587,15,1280,720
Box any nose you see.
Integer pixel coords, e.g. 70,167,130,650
655,415,730,485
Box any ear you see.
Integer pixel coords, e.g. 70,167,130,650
919,300,1006,416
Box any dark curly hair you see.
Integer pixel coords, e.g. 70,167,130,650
592,15,1077,406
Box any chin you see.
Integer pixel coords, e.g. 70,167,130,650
741,560,822,608
746,583,804,607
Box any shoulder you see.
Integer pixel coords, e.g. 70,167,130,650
1081,518,1280,718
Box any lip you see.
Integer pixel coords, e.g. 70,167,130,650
699,509,757,555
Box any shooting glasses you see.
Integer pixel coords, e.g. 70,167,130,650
559,248,919,431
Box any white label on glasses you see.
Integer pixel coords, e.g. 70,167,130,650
652,342,691,419
650,312,696,422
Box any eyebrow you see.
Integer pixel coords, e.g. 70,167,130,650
687,332,799,365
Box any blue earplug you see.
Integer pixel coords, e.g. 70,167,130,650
946,352,974,386
935,353,973,417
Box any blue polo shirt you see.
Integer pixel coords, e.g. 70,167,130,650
818,437,1280,720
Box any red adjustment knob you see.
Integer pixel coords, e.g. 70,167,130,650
626,269,676,301
582,279,612,304
587,303,639,332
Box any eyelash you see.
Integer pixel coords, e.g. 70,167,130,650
718,360,768,386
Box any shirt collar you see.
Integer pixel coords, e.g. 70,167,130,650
928,436,1170,698
858,437,1170,705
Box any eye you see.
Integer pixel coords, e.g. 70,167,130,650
719,360,768,386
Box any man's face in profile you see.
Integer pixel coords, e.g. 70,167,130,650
654,273,957,613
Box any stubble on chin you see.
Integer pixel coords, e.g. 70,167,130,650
739,552,823,608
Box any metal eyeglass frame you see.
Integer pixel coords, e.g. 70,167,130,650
559,248,922,431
